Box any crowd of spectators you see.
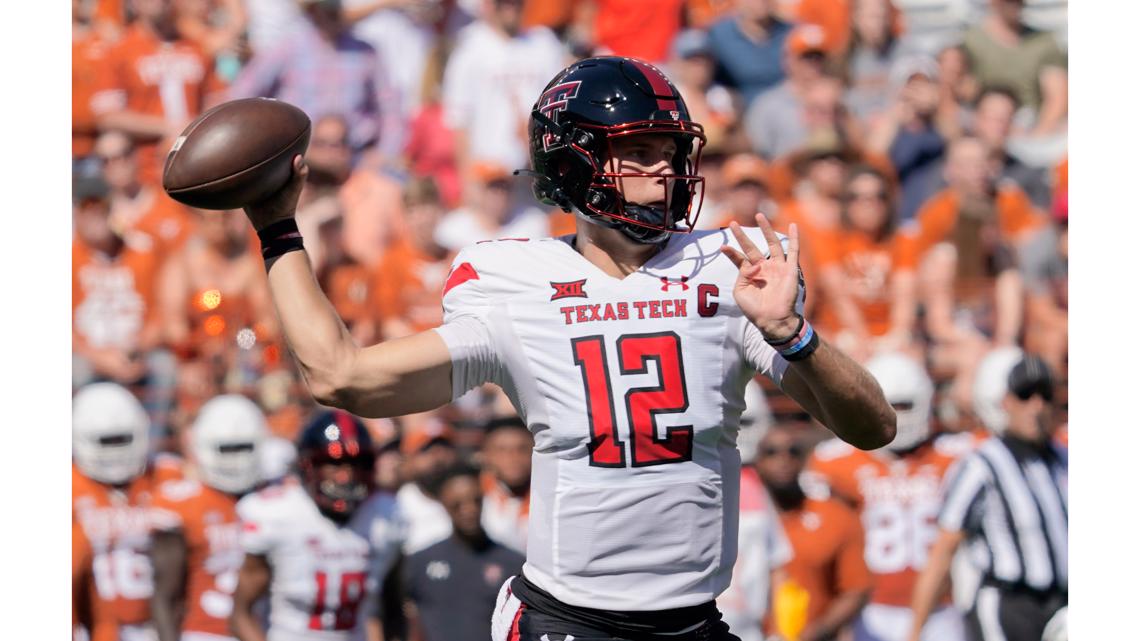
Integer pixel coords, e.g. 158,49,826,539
72,0,1068,639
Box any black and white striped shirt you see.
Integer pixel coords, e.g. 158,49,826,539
938,436,1068,594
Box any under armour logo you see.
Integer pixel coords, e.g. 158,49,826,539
550,279,588,301
660,275,690,291
540,635,576,641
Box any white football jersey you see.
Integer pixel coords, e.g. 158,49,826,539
433,228,802,610
236,481,404,641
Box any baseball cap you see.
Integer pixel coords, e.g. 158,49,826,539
672,28,712,60
73,158,111,203
722,153,769,188
472,161,512,186
400,421,455,455
785,24,827,57
788,128,857,176
1008,354,1055,403
888,56,940,92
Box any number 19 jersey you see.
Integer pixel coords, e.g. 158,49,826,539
433,229,801,611
236,481,404,641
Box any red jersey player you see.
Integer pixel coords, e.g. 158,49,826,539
229,410,404,641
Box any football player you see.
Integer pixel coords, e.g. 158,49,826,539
72,382,183,641
804,353,978,641
229,409,404,641
150,395,268,641
241,56,894,640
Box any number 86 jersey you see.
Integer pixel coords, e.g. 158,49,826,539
433,229,802,611
236,480,404,641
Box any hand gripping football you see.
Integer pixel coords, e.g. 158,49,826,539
162,98,311,210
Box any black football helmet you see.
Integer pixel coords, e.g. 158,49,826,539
296,409,375,522
523,56,707,245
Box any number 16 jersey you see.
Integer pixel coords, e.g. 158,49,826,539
433,228,801,611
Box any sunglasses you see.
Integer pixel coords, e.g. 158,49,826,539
846,190,887,202
1012,383,1053,403
760,444,806,459
311,138,348,149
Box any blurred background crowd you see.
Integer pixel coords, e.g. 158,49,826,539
71,0,1068,640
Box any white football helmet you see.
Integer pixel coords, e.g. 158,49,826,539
190,395,267,495
73,383,150,485
258,436,298,484
866,352,935,452
972,347,1024,435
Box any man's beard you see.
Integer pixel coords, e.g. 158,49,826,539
765,479,806,511
306,164,347,188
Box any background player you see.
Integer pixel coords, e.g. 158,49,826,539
756,422,872,641
150,394,268,641
237,56,894,640
72,382,183,641
229,409,404,641
804,353,976,641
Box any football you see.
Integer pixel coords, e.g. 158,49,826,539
162,98,311,210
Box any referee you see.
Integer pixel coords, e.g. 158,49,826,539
907,353,1067,641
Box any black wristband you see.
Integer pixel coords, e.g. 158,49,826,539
257,219,305,267
781,328,820,362
763,315,806,346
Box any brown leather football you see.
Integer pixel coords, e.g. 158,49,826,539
162,98,311,210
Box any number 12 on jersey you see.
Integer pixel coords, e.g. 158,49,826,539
572,331,693,468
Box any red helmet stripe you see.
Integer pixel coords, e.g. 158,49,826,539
628,59,678,112
335,410,358,441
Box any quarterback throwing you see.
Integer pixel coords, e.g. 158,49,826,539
240,56,895,641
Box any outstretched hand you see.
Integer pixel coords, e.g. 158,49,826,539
719,213,803,339
243,155,309,232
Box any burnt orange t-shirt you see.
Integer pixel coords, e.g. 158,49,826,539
805,433,980,606
905,186,1046,259
812,228,918,337
595,0,685,63
72,237,160,354
523,0,575,29
685,0,734,29
779,0,852,55
73,459,183,639
94,0,127,31
326,261,378,332
772,497,871,628
151,479,243,636
549,211,578,238
73,33,113,158
372,238,453,336
127,192,197,260
90,24,220,184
